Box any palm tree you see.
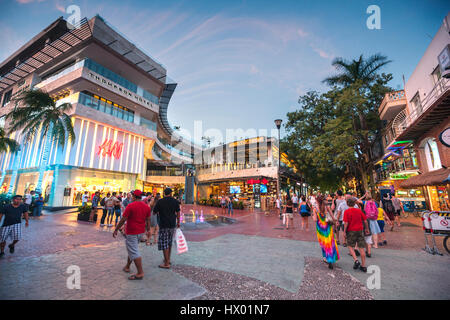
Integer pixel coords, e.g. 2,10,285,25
323,53,391,87
0,127,20,191
323,54,391,191
0,127,19,153
5,89,75,194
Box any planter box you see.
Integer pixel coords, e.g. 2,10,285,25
77,213,97,222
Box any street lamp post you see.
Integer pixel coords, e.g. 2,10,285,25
274,119,282,219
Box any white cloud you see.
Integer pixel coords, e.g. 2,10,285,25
297,28,308,37
250,65,260,75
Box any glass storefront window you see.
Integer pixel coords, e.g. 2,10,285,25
426,186,450,211
78,92,134,123
424,138,442,171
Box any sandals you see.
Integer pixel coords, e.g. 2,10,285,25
158,264,171,269
128,275,144,280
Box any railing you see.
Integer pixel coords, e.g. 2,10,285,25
36,58,160,105
139,117,157,131
146,170,184,176
387,90,405,101
78,92,135,122
388,109,407,140
157,135,193,158
379,90,406,116
395,77,449,137
196,162,274,176
37,60,85,88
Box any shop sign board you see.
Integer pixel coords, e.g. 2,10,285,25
390,173,416,180
97,139,124,159
228,137,265,148
439,127,450,148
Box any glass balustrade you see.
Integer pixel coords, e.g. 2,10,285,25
78,91,135,123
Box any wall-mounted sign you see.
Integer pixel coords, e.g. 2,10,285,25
439,127,450,148
85,70,159,113
247,178,268,185
228,137,265,148
97,139,124,159
390,173,417,180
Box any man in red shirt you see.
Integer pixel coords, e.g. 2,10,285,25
113,190,151,280
343,197,370,272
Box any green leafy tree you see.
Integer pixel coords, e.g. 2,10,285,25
284,54,392,192
283,91,345,191
322,54,392,191
5,89,75,194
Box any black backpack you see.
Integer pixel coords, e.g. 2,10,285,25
384,200,395,214
100,197,106,207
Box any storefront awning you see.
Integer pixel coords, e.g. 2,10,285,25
399,167,450,188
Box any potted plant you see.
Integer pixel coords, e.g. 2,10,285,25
77,204,96,222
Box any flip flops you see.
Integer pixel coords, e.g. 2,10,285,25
158,264,171,269
128,275,143,280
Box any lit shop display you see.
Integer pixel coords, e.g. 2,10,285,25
396,188,427,211
427,185,450,211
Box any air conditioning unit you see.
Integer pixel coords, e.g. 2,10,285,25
438,44,450,78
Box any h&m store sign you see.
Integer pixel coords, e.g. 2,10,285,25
61,118,145,174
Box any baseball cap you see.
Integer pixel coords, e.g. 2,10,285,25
133,190,143,197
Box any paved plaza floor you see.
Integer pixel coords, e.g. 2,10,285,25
0,205,449,300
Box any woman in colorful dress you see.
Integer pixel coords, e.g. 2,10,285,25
313,194,339,269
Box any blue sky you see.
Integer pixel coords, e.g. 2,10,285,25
0,0,448,145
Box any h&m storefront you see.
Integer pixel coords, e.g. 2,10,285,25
0,117,147,207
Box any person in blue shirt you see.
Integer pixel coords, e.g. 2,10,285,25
32,194,44,217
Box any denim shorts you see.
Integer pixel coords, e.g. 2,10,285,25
377,220,385,233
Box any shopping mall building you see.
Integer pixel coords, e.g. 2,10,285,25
0,16,200,207
195,136,305,210
372,13,450,212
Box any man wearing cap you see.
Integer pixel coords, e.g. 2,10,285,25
0,195,29,258
152,187,180,269
113,190,151,280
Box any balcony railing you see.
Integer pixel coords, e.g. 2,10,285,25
394,77,449,137
384,90,405,103
146,170,184,176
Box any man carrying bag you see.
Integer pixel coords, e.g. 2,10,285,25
152,188,181,269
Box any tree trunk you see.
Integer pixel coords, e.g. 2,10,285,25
359,166,369,192
35,123,53,195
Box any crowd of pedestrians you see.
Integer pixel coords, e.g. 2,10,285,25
277,189,400,272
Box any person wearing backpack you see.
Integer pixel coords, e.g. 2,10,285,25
382,193,396,231
363,193,382,251
99,194,109,226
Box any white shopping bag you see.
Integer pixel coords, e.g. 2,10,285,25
282,213,286,225
175,228,188,254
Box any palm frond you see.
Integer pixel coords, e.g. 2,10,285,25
0,127,20,153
